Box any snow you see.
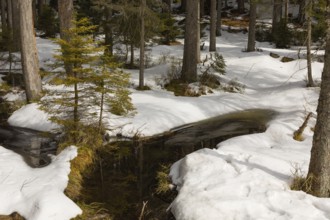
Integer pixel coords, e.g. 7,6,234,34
2,26,330,219
8,103,59,132
0,146,82,219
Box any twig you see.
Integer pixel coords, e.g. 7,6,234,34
138,201,148,220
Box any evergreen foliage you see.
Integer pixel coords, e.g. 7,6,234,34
159,13,180,45
37,5,58,38
273,19,291,48
210,52,226,74
41,17,134,135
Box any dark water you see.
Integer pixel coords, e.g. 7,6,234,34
0,109,276,219
90,109,277,220
0,125,56,167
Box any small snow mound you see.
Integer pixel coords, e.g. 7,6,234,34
8,103,58,132
0,145,82,220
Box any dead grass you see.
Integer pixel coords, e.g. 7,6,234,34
290,164,313,193
222,18,249,28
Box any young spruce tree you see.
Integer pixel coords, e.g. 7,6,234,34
41,17,134,204
42,17,134,142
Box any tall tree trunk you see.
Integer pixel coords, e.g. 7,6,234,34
1,0,7,31
209,0,216,51
216,0,222,36
139,0,145,89
11,0,20,52
180,0,186,12
247,0,256,52
200,0,205,17
58,0,73,75
38,0,45,15
58,0,73,41
272,0,282,36
307,3,330,197
181,0,198,82
18,0,42,102
32,0,37,25
130,41,134,67
298,0,306,25
196,2,200,63
237,0,244,13
104,4,113,55
6,0,12,30
284,0,288,22
306,0,314,87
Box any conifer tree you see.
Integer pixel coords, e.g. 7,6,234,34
42,17,134,138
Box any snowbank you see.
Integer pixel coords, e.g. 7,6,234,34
0,146,82,220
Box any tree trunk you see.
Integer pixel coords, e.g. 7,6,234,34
139,0,145,88
298,0,306,25
58,0,73,75
306,0,314,87
272,0,282,36
200,0,205,17
38,0,45,15
7,0,12,30
32,0,37,25
1,0,7,31
209,0,216,51
11,0,20,52
247,0,256,52
180,0,186,12
18,0,42,102
196,1,200,63
130,41,134,67
104,4,113,55
237,0,244,13
307,3,330,197
216,0,222,36
58,0,73,41
284,0,288,22
181,0,198,82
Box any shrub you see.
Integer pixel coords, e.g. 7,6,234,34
210,52,226,74
273,20,291,48
37,5,58,38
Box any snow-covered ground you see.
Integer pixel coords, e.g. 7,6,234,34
2,29,329,219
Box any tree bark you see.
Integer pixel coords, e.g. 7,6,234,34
18,0,42,102
139,0,145,88
306,0,314,87
307,3,330,197
272,0,282,36
284,0,288,22
247,0,256,52
11,0,20,51
1,0,7,31
298,0,306,25
58,0,73,42
180,0,186,12
38,0,45,15
58,0,73,75
196,1,200,63
216,0,222,36
237,0,244,13
104,3,113,55
32,0,37,25
181,0,198,82
209,0,216,51
200,0,205,17
6,0,12,30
